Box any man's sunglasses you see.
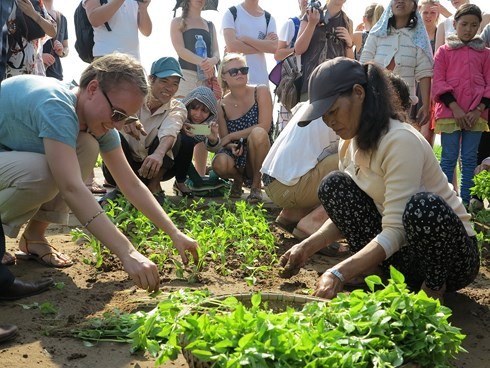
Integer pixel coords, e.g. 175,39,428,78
101,88,139,125
223,67,249,77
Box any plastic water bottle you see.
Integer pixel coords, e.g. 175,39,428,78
195,35,207,81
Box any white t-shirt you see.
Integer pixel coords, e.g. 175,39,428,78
278,17,299,46
221,5,277,85
84,0,140,60
443,17,456,40
261,103,339,186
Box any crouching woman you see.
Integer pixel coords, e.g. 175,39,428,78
280,57,478,302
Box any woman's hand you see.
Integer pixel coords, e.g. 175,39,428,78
200,57,216,76
207,122,219,141
231,142,244,157
16,0,38,20
120,249,160,292
183,122,195,137
42,53,55,67
335,27,353,48
312,271,344,299
416,104,430,126
449,103,466,129
465,109,481,128
171,231,200,266
53,40,64,56
136,0,151,10
278,243,310,278
305,7,321,27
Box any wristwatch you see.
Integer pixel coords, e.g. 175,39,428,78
326,268,345,283
476,105,484,112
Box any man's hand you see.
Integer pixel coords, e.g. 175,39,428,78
171,231,199,265
265,32,278,41
138,153,164,179
120,249,160,292
122,120,147,141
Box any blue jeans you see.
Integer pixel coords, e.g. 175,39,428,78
440,130,482,204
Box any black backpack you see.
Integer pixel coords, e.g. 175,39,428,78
74,0,111,63
228,6,271,32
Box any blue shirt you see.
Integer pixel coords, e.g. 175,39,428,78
0,75,120,153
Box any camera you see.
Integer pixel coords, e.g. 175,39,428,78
308,0,325,24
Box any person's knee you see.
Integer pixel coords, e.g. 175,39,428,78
247,126,269,147
318,170,347,195
212,154,230,176
403,192,444,223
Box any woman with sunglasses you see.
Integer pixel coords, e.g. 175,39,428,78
0,54,199,292
212,53,273,203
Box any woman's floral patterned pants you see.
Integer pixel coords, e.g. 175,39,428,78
318,171,480,292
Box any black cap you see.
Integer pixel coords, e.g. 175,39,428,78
298,57,367,127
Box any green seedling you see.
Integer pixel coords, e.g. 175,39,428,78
68,268,465,367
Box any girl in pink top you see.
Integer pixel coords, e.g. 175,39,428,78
432,3,490,204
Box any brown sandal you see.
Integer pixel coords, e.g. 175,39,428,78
246,188,263,204
229,180,244,199
1,252,16,266
15,235,74,268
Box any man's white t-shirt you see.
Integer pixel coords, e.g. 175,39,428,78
278,17,298,46
84,0,140,60
221,5,276,85
261,103,339,186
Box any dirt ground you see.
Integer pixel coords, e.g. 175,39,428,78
0,199,489,368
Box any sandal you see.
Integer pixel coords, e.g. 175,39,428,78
1,252,16,266
246,187,263,204
318,242,350,257
274,216,298,235
87,180,107,194
98,189,123,206
153,190,166,205
173,181,194,198
229,180,243,199
15,235,73,268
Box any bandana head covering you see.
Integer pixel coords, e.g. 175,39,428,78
370,0,433,61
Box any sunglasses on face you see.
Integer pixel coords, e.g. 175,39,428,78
101,88,139,125
223,66,249,77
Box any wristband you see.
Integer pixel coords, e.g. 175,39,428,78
326,268,345,283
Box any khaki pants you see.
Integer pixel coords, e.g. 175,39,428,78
0,132,99,237
265,153,338,210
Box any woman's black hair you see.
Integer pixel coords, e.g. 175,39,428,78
454,3,482,23
388,1,418,32
353,63,405,151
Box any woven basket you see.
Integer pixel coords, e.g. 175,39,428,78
181,292,325,368
181,293,421,368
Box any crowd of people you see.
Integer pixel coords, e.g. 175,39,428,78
1,0,490,343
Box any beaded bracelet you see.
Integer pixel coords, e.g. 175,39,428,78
83,210,105,228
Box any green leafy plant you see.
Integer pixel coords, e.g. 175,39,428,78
82,196,277,283
71,228,108,268
68,267,465,367
470,170,490,203
19,302,58,315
